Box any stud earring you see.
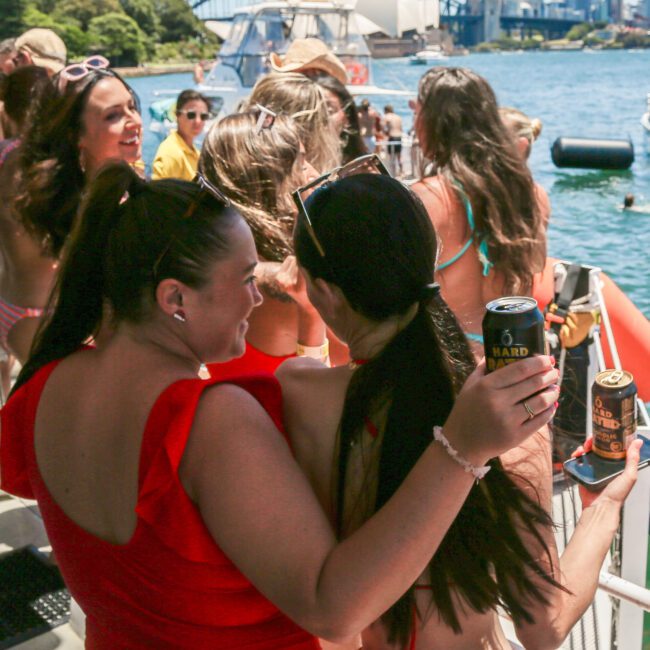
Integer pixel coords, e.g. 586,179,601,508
173,310,186,323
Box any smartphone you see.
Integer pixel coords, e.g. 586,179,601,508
563,435,650,491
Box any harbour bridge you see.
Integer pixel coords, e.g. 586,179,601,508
438,0,583,45
188,0,583,46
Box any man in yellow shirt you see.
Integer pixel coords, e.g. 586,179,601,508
152,90,212,180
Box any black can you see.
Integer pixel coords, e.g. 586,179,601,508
592,370,637,460
483,297,545,373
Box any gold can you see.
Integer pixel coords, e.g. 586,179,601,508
592,369,637,460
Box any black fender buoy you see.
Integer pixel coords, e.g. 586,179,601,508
551,137,634,170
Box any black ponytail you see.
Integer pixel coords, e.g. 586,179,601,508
13,162,238,395
296,173,564,647
13,163,136,393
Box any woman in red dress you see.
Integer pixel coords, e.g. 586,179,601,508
2,163,559,649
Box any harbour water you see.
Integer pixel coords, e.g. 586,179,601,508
130,48,650,317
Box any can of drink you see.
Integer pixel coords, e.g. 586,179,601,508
592,369,637,460
483,297,545,373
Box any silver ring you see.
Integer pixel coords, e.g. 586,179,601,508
523,400,535,420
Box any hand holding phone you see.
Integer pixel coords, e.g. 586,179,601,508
564,436,647,506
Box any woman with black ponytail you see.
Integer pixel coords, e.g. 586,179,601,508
278,172,640,649
1,163,564,648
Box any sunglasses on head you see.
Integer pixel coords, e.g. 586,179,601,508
60,55,110,82
292,154,391,258
177,110,211,121
254,104,276,134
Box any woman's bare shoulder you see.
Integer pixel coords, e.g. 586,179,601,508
276,359,348,447
277,359,348,417
411,176,456,229
411,175,446,200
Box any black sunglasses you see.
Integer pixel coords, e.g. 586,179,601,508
178,110,210,121
292,154,391,258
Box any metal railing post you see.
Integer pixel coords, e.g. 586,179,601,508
616,430,650,649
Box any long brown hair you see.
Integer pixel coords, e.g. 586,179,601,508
245,72,340,173
199,111,302,262
417,67,545,293
12,69,139,257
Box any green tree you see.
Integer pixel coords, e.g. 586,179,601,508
52,0,123,31
88,12,146,66
1,0,26,40
154,0,200,43
32,0,56,13
58,22,91,59
566,22,592,41
583,35,604,47
119,0,159,36
19,4,89,59
21,4,58,31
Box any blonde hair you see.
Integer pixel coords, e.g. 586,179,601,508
198,111,302,262
499,107,542,157
245,72,340,172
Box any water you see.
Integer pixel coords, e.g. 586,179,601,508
129,49,650,316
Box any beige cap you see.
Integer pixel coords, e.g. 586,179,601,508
269,38,347,86
15,28,67,74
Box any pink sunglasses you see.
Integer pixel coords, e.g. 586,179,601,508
60,56,110,83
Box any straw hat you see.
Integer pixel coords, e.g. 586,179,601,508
269,38,347,86
15,29,67,74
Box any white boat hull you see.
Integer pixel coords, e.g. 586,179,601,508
409,50,448,65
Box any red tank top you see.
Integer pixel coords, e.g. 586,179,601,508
0,359,320,649
207,340,295,380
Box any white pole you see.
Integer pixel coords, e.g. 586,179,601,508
594,278,622,370
616,437,650,650
599,572,650,613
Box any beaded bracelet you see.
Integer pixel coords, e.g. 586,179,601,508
432,426,491,483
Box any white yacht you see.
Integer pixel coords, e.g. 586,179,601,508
149,0,410,138
409,44,448,64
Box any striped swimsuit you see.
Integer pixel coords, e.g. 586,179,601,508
0,298,44,354
0,139,45,354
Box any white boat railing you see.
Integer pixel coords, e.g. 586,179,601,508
599,571,650,613
616,441,650,650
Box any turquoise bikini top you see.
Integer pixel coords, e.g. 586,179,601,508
436,181,493,277
435,180,491,345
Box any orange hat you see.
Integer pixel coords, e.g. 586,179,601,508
269,38,347,86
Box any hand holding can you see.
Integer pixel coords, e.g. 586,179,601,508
483,297,546,373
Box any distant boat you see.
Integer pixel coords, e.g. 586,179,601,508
409,44,448,64
149,1,410,140
406,0,448,65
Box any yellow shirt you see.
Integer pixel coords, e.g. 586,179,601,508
151,130,200,181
